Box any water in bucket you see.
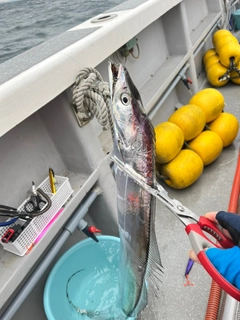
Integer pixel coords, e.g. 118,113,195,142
44,236,136,320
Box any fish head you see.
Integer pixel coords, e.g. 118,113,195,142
108,62,144,158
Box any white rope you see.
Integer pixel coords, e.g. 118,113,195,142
72,67,114,138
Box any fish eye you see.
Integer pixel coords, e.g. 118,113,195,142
120,93,130,106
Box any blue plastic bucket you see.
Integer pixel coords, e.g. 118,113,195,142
44,236,135,320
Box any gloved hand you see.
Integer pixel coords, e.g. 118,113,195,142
216,211,240,246
189,211,240,289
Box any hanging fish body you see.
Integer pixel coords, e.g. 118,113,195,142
108,62,163,318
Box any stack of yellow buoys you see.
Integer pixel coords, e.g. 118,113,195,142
155,88,239,189
203,29,240,87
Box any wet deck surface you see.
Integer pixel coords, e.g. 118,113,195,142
140,82,240,319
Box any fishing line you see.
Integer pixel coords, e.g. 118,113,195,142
66,269,116,320
66,269,98,318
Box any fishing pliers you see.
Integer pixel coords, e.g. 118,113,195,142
0,206,19,227
24,182,47,213
112,155,240,301
0,188,52,219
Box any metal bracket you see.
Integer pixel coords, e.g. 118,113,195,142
119,37,138,57
71,104,93,127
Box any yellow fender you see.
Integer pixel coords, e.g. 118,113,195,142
205,54,219,71
212,29,232,47
230,62,240,84
207,62,229,87
203,48,217,65
218,42,240,67
215,35,238,54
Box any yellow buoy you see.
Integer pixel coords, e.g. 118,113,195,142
187,131,223,166
212,29,232,47
154,122,184,164
160,149,203,189
188,88,224,123
203,48,217,65
204,55,219,72
168,104,206,141
218,42,240,67
207,62,229,87
208,112,239,147
215,35,238,53
230,62,240,84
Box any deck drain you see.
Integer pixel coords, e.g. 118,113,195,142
91,13,118,23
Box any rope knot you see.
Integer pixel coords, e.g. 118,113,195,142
72,67,112,131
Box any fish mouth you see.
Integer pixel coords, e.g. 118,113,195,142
110,62,120,80
108,61,127,99
108,61,143,107
108,61,124,99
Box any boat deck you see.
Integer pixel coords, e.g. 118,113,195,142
0,0,240,318
143,82,240,319
9,82,240,320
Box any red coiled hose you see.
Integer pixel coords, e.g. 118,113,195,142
205,149,240,320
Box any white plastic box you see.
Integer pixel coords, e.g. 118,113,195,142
0,175,73,256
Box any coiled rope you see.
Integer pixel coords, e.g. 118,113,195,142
72,67,114,139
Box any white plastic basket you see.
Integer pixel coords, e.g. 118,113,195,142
0,175,73,256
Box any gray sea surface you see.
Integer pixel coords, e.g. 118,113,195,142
0,0,124,64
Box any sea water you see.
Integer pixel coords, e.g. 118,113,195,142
0,0,124,64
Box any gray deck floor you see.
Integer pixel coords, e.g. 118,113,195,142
11,83,240,320
141,82,240,320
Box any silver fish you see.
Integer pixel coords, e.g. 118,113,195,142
108,62,163,319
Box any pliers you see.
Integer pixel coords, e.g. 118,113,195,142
112,156,240,301
0,206,19,227
0,205,18,216
0,188,52,218
155,183,239,300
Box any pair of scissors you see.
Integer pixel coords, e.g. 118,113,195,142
0,189,51,218
111,155,240,301
24,182,47,213
0,205,18,215
24,195,46,213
